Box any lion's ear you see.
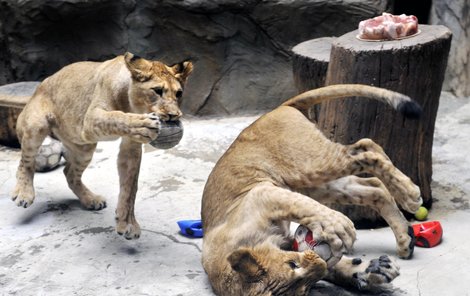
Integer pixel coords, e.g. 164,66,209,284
228,248,265,283
124,52,152,82
171,60,193,83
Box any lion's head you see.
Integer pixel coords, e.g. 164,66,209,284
227,246,328,296
124,52,193,121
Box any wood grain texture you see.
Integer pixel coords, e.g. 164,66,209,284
292,37,334,120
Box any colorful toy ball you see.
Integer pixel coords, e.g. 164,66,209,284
177,220,203,238
414,206,429,221
412,221,443,248
293,225,333,262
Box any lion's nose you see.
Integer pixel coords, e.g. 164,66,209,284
168,111,182,121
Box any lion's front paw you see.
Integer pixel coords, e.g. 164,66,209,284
306,209,356,265
127,113,161,143
11,185,35,208
115,217,141,240
351,255,400,292
79,194,107,211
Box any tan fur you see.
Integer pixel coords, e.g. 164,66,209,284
201,85,422,295
12,53,193,239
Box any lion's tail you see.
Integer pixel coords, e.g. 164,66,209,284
281,84,422,119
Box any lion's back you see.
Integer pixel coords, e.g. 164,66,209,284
40,61,103,105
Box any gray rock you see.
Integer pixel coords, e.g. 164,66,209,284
0,0,390,115
430,0,470,97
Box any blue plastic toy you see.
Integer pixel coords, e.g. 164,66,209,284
177,219,203,238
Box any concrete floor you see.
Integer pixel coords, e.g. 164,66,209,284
1,92,470,296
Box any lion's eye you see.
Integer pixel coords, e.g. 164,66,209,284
288,261,300,269
176,90,183,99
152,87,164,96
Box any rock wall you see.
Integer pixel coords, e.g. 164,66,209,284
431,0,470,97
0,0,390,115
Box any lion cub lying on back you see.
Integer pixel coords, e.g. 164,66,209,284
201,84,422,295
12,53,192,239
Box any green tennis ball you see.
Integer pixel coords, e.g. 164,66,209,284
415,206,428,221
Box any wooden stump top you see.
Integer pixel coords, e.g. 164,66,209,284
292,37,335,63
292,37,335,100
0,82,38,108
332,24,451,52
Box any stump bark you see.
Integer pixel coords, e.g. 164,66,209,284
0,106,22,147
292,37,334,92
0,82,37,147
293,25,452,225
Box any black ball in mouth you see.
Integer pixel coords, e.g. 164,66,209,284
149,120,184,149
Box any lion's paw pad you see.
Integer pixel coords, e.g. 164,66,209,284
352,255,400,292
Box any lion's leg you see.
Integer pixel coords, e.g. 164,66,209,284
324,255,400,293
347,138,422,214
236,182,356,266
11,104,50,208
81,108,161,144
115,137,142,240
310,176,415,259
62,142,107,210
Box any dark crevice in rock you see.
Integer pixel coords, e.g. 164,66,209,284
245,14,290,58
196,62,236,115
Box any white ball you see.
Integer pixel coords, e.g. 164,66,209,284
312,242,333,261
35,137,64,172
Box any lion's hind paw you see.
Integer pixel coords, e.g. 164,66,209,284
352,255,400,292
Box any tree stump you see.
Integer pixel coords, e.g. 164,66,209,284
0,82,37,147
293,25,452,225
292,37,334,120
292,37,335,92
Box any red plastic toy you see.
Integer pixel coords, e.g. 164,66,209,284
412,221,443,248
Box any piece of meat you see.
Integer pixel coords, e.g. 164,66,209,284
358,13,418,40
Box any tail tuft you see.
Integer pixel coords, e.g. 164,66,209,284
398,101,422,120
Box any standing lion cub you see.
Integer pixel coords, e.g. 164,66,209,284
12,53,193,239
